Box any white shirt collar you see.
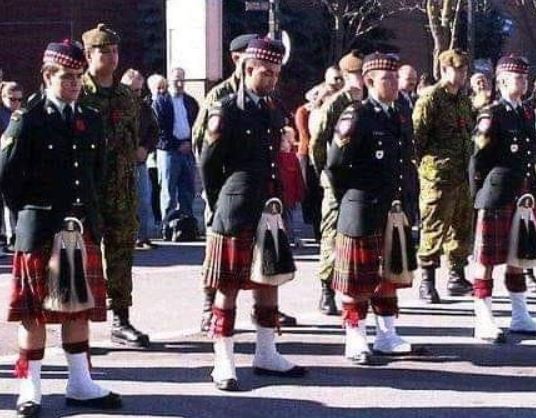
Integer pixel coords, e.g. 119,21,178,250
369,91,394,113
503,97,522,111
46,90,75,114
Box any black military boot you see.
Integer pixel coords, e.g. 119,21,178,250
446,267,473,296
200,288,216,333
524,269,536,293
318,281,338,315
419,268,440,304
111,309,150,347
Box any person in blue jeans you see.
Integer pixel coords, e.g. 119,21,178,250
152,67,199,239
121,69,159,249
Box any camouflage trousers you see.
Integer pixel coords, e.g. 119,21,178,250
101,221,137,311
417,179,472,270
318,182,339,283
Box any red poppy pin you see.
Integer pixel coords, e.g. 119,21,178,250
111,109,123,125
525,108,533,121
75,119,86,133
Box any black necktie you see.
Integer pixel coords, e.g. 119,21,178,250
258,98,267,111
63,105,73,127
387,106,396,119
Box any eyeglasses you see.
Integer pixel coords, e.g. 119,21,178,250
5,97,22,102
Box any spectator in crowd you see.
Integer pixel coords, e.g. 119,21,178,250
0,81,23,254
470,72,493,112
146,73,168,227
152,67,199,240
397,64,418,110
278,126,305,247
416,72,435,96
121,69,159,250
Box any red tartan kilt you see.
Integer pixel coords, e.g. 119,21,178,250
332,232,383,297
203,230,269,291
473,207,514,266
7,233,107,324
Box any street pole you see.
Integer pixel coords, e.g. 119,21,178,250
268,0,281,40
467,0,475,72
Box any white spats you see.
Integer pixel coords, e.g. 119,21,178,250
474,297,504,341
509,292,536,333
65,352,109,400
345,322,370,358
253,326,295,372
211,337,236,382
17,360,42,406
373,315,411,354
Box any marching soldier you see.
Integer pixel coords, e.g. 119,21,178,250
79,24,150,347
326,53,414,364
200,37,307,391
413,49,474,303
469,55,536,342
194,33,296,332
1,40,121,418
309,50,364,315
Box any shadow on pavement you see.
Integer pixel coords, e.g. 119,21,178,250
133,244,204,267
0,394,535,418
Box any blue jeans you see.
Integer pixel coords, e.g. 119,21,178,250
136,163,154,241
156,149,195,225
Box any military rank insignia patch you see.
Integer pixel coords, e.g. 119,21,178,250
334,109,356,148
0,134,14,150
206,113,223,145
477,115,491,133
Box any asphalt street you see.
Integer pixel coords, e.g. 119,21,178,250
0,211,535,418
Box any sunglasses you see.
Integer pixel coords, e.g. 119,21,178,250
5,97,22,102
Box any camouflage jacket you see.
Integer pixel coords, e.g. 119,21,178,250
413,82,474,184
79,72,139,226
192,72,240,157
309,90,358,177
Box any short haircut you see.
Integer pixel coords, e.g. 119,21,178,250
121,68,143,85
0,81,23,97
147,73,167,92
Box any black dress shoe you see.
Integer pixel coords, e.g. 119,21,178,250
214,378,239,391
349,352,370,365
66,392,122,409
278,311,298,327
16,401,41,418
253,365,308,377
476,331,507,344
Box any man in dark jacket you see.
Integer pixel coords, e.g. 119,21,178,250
326,53,415,364
121,69,159,249
0,39,121,418
200,37,306,392
152,67,199,239
469,55,536,343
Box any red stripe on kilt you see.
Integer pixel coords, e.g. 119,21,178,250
7,234,107,324
203,230,266,290
473,207,514,266
332,233,382,297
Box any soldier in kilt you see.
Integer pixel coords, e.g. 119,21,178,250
200,37,307,391
469,55,536,343
309,51,365,316
0,41,121,418
325,53,415,365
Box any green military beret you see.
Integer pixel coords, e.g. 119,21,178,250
438,48,469,68
82,23,120,49
339,50,363,73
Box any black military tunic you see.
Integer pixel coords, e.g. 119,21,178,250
326,97,415,237
200,89,286,236
469,98,536,208
0,95,106,252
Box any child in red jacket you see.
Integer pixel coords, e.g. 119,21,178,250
278,126,305,246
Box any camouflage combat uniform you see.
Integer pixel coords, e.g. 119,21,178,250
80,73,139,311
309,89,359,285
413,82,474,270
